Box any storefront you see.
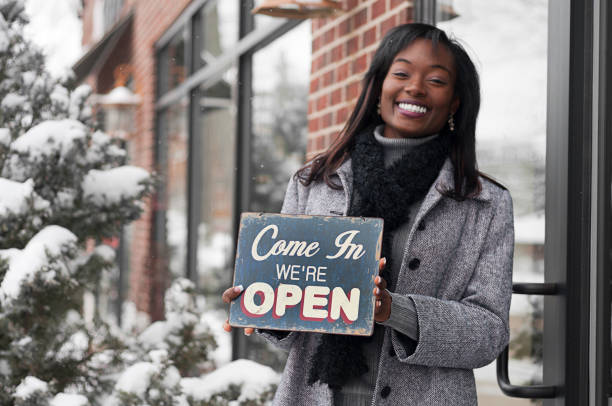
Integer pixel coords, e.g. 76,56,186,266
76,0,612,404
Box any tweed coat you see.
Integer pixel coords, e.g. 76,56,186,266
260,157,514,406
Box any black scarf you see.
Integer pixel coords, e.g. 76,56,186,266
307,126,451,389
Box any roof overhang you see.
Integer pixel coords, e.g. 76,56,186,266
72,10,134,84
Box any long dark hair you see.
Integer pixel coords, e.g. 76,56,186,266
297,23,486,199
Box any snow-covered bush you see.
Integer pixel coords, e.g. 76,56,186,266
0,1,279,405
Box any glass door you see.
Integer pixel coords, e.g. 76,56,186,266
435,1,612,405
436,1,548,404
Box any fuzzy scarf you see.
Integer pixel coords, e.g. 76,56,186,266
307,126,451,390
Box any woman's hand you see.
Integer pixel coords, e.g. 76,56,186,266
222,285,254,336
373,257,392,322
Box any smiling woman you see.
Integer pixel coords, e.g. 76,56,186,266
379,39,460,139
223,23,513,406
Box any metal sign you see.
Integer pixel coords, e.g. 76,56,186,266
229,213,383,336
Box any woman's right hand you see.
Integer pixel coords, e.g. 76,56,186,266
222,285,254,336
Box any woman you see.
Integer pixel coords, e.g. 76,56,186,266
223,23,513,405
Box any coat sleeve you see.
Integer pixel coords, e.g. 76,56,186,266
391,189,514,369
255,174,302,350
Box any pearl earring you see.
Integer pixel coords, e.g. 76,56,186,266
448,114,455,132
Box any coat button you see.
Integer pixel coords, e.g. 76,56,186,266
381,386,391,398
408,258,421,270
417,221,426,231
388,347,396,357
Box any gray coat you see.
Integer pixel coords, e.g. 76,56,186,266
260,157,514,405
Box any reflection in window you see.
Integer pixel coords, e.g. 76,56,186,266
438,1,547,404
195,75,237,367
242,22,310,371
161,98,189,277
199,0,239,67
250,22,310,213
158,29,188,96
197,78,236,302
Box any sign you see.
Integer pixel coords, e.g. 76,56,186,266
229,213,383,336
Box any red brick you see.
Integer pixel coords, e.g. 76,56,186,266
310,77,320,93
309,117,320,132
323,27,335,43
347,35,359,56
338,18,352,36
346,80,360,100
331,44,343,63
316,94,329,111
308,99,315,115
316,135,325,150
371,0,386,19
352,8,367,29
345,0,358,9
352,54,368,75
323,112,333,127
337,62,350,82
331,88,342,105
381,15,397,36
400,6,414,23
363,26,377,47
323,70,335,87
390,0,404,9
312,36,323,52
312,54,325,73
336,106,350,125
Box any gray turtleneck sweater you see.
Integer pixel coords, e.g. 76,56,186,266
334,125,437,406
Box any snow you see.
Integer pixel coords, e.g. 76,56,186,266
94,244,116,262
0,24,8,53
56,331,89,361
14,376,48,399
180,359,280,402
82,166,150,205
120,301,151,334
0,225,77,304
0,128,9,146
50,393,88,406
0,178,49,216
148,349,169,365
114,362,159,397
50,84,70,110
138,320,170,348
11,119,88,160
515,213,545,245
96,86,140,106
1,93,27,109
23,0,82,78
165,278,195,314
200,309,232,366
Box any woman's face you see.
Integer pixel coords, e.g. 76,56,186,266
379,39,460,139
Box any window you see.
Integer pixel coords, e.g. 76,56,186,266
155,1,308,369
437,1,548,404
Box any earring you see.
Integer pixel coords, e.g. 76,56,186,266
448,114,455,131
377,101,381,116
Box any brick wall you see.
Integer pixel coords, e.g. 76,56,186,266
307,0,414,159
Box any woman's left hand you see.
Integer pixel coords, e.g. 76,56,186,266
373,258,391,322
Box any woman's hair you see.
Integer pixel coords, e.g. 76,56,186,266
297,23,485,199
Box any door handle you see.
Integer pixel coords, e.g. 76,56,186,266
496,282,561,398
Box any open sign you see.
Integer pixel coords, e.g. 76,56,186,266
229,213,383,336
